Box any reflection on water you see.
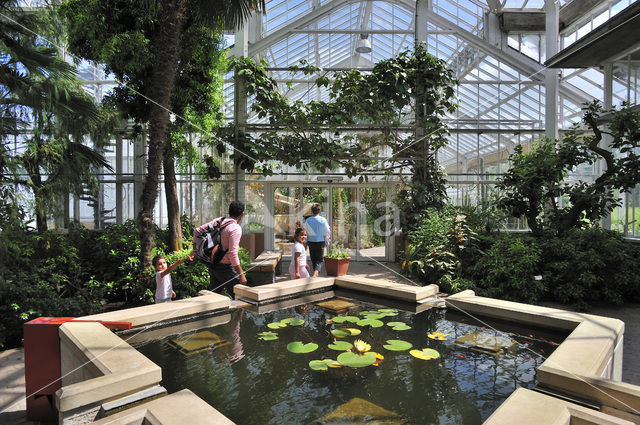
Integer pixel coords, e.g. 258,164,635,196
134,300,564,425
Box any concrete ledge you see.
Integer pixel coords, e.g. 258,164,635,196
334,276,437,302
537,366,640,414
484,388,634,424
446,290,624,333
91,389,234,425
55,322,162,416
445,290,638,420
78,294,231,327
123,313,232,346
234,277,335,302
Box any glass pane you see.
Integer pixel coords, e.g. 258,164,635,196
246,182,265,232
332,187,357,257
274,186,300,255
358,187,387,261
301,187,329,224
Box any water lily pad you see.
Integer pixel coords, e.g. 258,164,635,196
337,351,377,368
328,340,353,351
410,348,441,360
309,359,339,371
383,339,413,351
281,317,305,326
357,318,384,328
286,341,319,354
331,316,360,324
267,321,287,329
427,331,450,341
331,328,361,338
257,331,279,340
378,308,398,314
359,313,385,320
387,322,412,331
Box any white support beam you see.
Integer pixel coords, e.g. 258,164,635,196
545,0,559,140
414,5,593,107
415,0,429,44
247,0,350,57
485,0,501,14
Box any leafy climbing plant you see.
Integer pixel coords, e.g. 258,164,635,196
219,43,458,225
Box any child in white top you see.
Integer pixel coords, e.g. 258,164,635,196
289,228,310,279
153,254,193,303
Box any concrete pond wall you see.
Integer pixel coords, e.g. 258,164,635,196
48,277,640,425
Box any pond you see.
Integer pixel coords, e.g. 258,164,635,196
133,297,565,424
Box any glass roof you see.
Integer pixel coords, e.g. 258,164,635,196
219,0,635,175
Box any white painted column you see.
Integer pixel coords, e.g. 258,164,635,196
545,0,559,140
415,0,429,45
133,129,146,219
232,23,249,205
115,132,123,224
602,63,614,230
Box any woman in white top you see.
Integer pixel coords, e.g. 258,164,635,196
289,228,311,279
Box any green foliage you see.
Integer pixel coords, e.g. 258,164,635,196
537,228,640,310
498,101,640,236
326,244,349,259
402,206,475,286
0,226,102,348
59,0,227,166
1,0,118,232
467,234,543,304
224,44,457,225
0,216,227,348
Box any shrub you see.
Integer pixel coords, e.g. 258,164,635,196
538,228,640,310
469,233,544,304
402,205,476,286
0,227,102,348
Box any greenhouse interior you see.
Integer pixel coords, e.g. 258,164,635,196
5,0,639,259
3,0,640,424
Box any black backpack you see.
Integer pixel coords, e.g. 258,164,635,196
194,217,233,266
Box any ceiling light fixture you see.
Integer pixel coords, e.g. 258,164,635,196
355,33,372,54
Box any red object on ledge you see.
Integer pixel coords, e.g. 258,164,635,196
24,317,132,421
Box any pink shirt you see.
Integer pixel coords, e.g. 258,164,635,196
193,217,242,267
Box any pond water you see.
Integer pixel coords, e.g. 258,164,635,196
134,298,565,424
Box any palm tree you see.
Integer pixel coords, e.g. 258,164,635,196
138,0,265,269
1,0,114,232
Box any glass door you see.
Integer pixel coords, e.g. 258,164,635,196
358,187,388,261
331,187,357,258
301,187,329,225
269,183,392,261
273,186,300,255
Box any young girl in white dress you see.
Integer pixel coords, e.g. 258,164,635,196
289,227,311,279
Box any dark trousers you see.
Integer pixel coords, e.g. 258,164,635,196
208,263,240,296
308,241,325,273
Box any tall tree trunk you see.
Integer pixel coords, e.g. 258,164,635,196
163,144,183,252
138,0,187,269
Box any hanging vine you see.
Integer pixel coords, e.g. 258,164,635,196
216,43,458,226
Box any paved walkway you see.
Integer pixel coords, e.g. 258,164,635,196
1,261,638,424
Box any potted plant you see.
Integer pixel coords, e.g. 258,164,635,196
324,244,350,276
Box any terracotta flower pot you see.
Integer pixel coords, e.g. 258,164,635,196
324,256,350,276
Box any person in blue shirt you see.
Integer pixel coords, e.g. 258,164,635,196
304,203,331,277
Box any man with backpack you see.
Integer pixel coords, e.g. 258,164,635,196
193,201,247,296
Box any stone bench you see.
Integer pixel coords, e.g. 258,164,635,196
246,250,283,286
